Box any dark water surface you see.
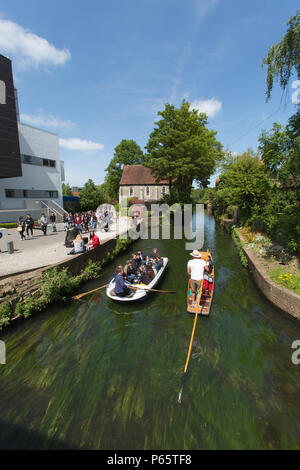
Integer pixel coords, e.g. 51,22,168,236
0,214,299,450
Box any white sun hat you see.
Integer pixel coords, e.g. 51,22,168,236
190,250,201,258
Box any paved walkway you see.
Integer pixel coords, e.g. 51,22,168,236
0,217,133,278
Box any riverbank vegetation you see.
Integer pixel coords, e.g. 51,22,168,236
202,10,300,294
0,236,134,330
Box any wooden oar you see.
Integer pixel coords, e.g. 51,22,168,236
72,284,108,300
178,249,209,403
128,285,175,294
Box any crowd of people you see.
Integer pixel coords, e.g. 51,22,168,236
17,212,57,239
63,210,113,233
16,210,103,256
113,248,164,297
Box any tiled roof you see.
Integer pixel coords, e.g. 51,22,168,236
120,165,169,185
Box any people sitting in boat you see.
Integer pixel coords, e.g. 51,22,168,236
146,263,155,281
137,249,145,262
187,250,209,305
205,255,213,275
114,266,132,297
139,267,152,285
68,234,87,255
155,255,163,271
152,248,160,259
88,230,100,249
135,253,143,268
130,253,139,272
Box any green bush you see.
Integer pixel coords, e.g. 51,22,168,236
232,229,248,268
0,302,11,329
0,223,18,228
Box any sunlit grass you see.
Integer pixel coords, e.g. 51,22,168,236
268,267,300,295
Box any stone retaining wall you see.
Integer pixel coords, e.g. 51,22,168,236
237,233,300,319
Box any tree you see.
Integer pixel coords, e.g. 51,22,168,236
213,153,271,222
262,10,300,100
145,100,223,203
105,140,144,199
258,109,300,191
79,179,105,211
62,182,73,196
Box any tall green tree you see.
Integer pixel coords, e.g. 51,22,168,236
79,179,105,211
105,139,144,199
258,109,300,191
213,153,271,221
62,182,73,196
145,100,223,202
262,10,300,100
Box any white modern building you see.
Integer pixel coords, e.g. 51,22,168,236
0,122,65,223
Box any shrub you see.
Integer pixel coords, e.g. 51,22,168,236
232,229,248,268
0,302,11,328
0,223,18,228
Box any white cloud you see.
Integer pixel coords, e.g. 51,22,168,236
59,138,104,151
0,17,71,68
195,0,219,22
21,112,75,129
190,98,222,118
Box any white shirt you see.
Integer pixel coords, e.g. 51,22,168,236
187,259,208,281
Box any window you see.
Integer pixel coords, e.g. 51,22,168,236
22,155,32,164
5,189,15,198
47,191,58,198
22,155,55,167
146,186,150,196
23,190,28,198
130,187,133,196
162,186,166,195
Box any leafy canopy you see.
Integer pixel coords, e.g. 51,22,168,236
262,10,300,100
145,100,223,202
79,179,105,211
105,139,144,199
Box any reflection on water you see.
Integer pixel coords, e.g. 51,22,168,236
0,214,299,450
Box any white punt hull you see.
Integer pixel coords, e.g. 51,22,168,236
106,257,168,302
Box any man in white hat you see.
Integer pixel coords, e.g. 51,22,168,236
187,250,208,305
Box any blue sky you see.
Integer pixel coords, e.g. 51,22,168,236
0,0,299,186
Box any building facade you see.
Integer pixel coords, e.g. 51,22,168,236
0,123,65,222
119,165,169,206
0,54,22,179
0,54,65,223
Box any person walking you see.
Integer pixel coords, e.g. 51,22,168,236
63,214,68,231
187,250,208,305
17,216,26,241
39,213,48,236
49,212,56,232
25,214,34,238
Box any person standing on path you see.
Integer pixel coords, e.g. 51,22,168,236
17,216,26,241
39,213,48,236
187,250,208,305
25,214,34,238
49,212,56,232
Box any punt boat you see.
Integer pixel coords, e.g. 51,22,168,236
186,250,214,316
106,257,168,302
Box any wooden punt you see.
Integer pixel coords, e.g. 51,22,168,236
186,250,214,316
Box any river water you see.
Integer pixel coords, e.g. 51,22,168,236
0,214,299,450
